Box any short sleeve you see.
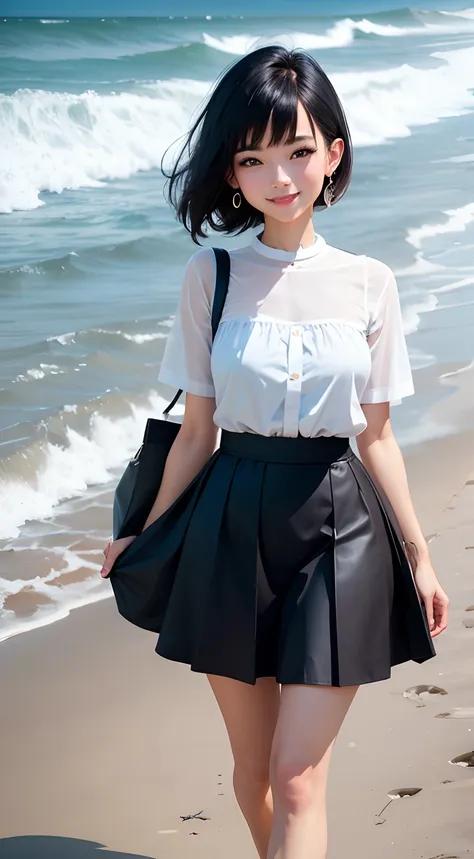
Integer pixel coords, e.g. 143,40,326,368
361,262,414,406
158,249,216,398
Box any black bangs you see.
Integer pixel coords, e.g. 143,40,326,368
234,71,302,153
163,45,352,243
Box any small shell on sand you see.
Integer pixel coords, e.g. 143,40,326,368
436,708,474,719
449,751,474,767
403,684,447,706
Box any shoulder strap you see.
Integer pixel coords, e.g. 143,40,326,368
211,247,231,339
163,247,231,417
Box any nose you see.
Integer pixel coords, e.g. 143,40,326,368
271,164,292,188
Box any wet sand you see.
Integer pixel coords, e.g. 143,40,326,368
1,390,474,858
3,359,474,644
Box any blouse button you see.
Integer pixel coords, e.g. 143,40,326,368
290,372,300,381
293,328,301,336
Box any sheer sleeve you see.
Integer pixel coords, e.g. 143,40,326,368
361,262,414,406
158,249,216,398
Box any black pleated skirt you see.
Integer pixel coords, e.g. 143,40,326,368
119,430,436,686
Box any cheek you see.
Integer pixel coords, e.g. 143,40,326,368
300,158,325,189
235,168,266,201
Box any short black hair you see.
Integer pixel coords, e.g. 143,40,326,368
163,45,353,243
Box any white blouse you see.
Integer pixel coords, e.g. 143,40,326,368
158,234,414,438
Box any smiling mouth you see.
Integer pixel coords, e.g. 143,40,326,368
267,192,300,205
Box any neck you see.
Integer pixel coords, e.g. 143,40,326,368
259,209,316,252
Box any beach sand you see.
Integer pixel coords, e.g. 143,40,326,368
1,411,474,858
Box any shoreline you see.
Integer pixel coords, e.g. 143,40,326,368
2,14,474,856
1,441,473,857
2,358,474,645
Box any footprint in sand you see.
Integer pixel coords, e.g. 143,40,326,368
449,750,474,767
436,708,474,719
429,855,462,859
441,776,474,790
403,684,447,707
429,855,472,859
460,603,474,628
374,787,421,825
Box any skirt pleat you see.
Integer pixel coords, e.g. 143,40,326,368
348,457,433,666
115,431,436,686
156,451,238,671
329,458,395,685
112,450,219,631
196,457,264,678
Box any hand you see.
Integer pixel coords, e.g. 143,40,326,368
100,536,137,578
414,561,449,638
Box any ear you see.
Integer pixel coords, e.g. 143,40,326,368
225,167,239,190
326,138,344,176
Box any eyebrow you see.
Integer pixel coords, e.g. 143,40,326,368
236,135,315,154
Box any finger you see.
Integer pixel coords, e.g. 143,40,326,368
429,599,447,637
100,537,135,578
441,604,449,630
436,597,449,632
100,550,116,578
431,617,446,637
423,594,435,631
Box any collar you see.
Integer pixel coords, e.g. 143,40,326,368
250,231,326,262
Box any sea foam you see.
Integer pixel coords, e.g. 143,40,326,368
402,293,439,336
0,391,183,541
202,13,474,55
406,201,474,249
0,548,112,643
0,79,209,213
1,45,473,213
440,7,474,20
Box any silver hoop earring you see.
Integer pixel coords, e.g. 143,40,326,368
232,191,242,209
324,174,335,208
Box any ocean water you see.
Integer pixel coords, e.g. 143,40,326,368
1,6,474,641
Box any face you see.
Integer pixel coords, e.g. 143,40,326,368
230,101,343,223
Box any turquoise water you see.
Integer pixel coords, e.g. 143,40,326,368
0,6,474,637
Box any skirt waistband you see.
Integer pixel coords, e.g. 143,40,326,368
219,430,352,464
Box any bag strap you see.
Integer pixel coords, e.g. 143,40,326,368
163,247,231,417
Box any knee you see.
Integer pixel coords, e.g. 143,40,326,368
270,757,322,817
233,760,270,798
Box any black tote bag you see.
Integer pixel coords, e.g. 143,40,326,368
109,248,230,627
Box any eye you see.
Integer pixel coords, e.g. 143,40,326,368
238,157,262,167
291,148,316,159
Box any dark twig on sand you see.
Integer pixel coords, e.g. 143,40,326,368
180,810,210,822
374,798,393,825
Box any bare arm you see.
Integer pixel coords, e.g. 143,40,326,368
357,402,449,637
357,403,429,563
142,393,218,529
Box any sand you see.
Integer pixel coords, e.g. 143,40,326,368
1,427,474,859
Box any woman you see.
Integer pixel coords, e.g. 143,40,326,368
101,46,449,859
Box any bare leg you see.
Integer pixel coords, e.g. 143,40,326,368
207,674,281,859
268,684,358,859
